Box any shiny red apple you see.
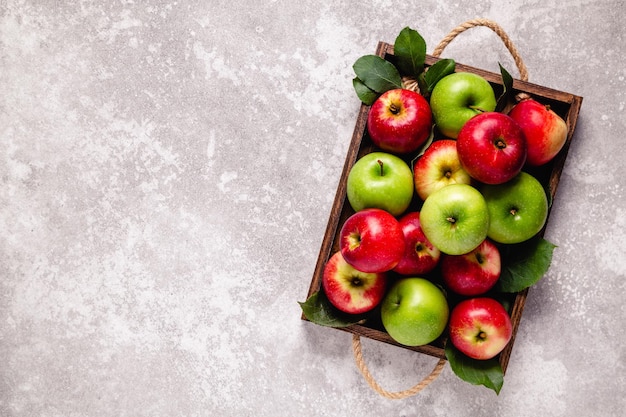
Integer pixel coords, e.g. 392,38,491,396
508,98,568,166
392,212,441,275
448,297,513,360
322,251,387,314
457,112,527,184
339,208,405,273
441,239,501,296
367,88,433,154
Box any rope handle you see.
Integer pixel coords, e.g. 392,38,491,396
352,334,446,399
354,19,528,399
432,18,529,82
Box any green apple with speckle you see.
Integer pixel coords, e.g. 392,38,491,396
430,72,497,139
481,171,549,244
419,183,490,255
381,277,449,346
346,152,414,217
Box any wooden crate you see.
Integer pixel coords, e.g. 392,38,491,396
303,41,583,374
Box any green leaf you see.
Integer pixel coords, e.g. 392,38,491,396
424,58,456,93
298,291,367,328
353,55,403,94
496,62,514,112
353,77,380,105
393,27,427,77
496,237,557,293
445,341,504,394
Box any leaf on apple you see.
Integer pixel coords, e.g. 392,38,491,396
393,27,427,77
496,237,557,293
353,55,403,95
445,341,504,395
423,58,456,94
298,291,367,328
496,62,514,112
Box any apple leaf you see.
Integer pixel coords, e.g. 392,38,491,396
298,291,367,328
393,27,427,77
445,341,504,395
353,55,403,94
424,58,456,94
496,237,557,293
353,77,380,106
496,62,514,112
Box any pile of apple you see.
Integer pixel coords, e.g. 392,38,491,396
322,71,568,361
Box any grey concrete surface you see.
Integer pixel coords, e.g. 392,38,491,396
1,1,624,416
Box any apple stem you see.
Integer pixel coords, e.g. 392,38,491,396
495,138,507,149
377,159,384,176
389,103,400,115
446,217,456,224
475,252,485,264
469,105,487,113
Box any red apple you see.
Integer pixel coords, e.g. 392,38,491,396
367,88,433,154
441,239,501,296
413,139,473,201
508,98,568,166
322,251,387,314
340,208,405,273
392,212,441,275
457,112,527,185
448,297,513,360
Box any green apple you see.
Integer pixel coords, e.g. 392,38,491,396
419,183,489,255
481,171,548,244
381,277,449,346
346,152,414,217
430,72,497,139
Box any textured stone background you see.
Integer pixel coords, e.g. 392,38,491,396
1,1,624,416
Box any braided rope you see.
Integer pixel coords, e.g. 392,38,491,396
431,18,529,82
352,334,447,399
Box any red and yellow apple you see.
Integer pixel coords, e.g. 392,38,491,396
448,297,513,360
339,208,405,273
392,212,441,275
367,88,433,154
413,139,472,201
457,112,527,185
441,239,501,296
322,251,387,314
508,98,568,166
